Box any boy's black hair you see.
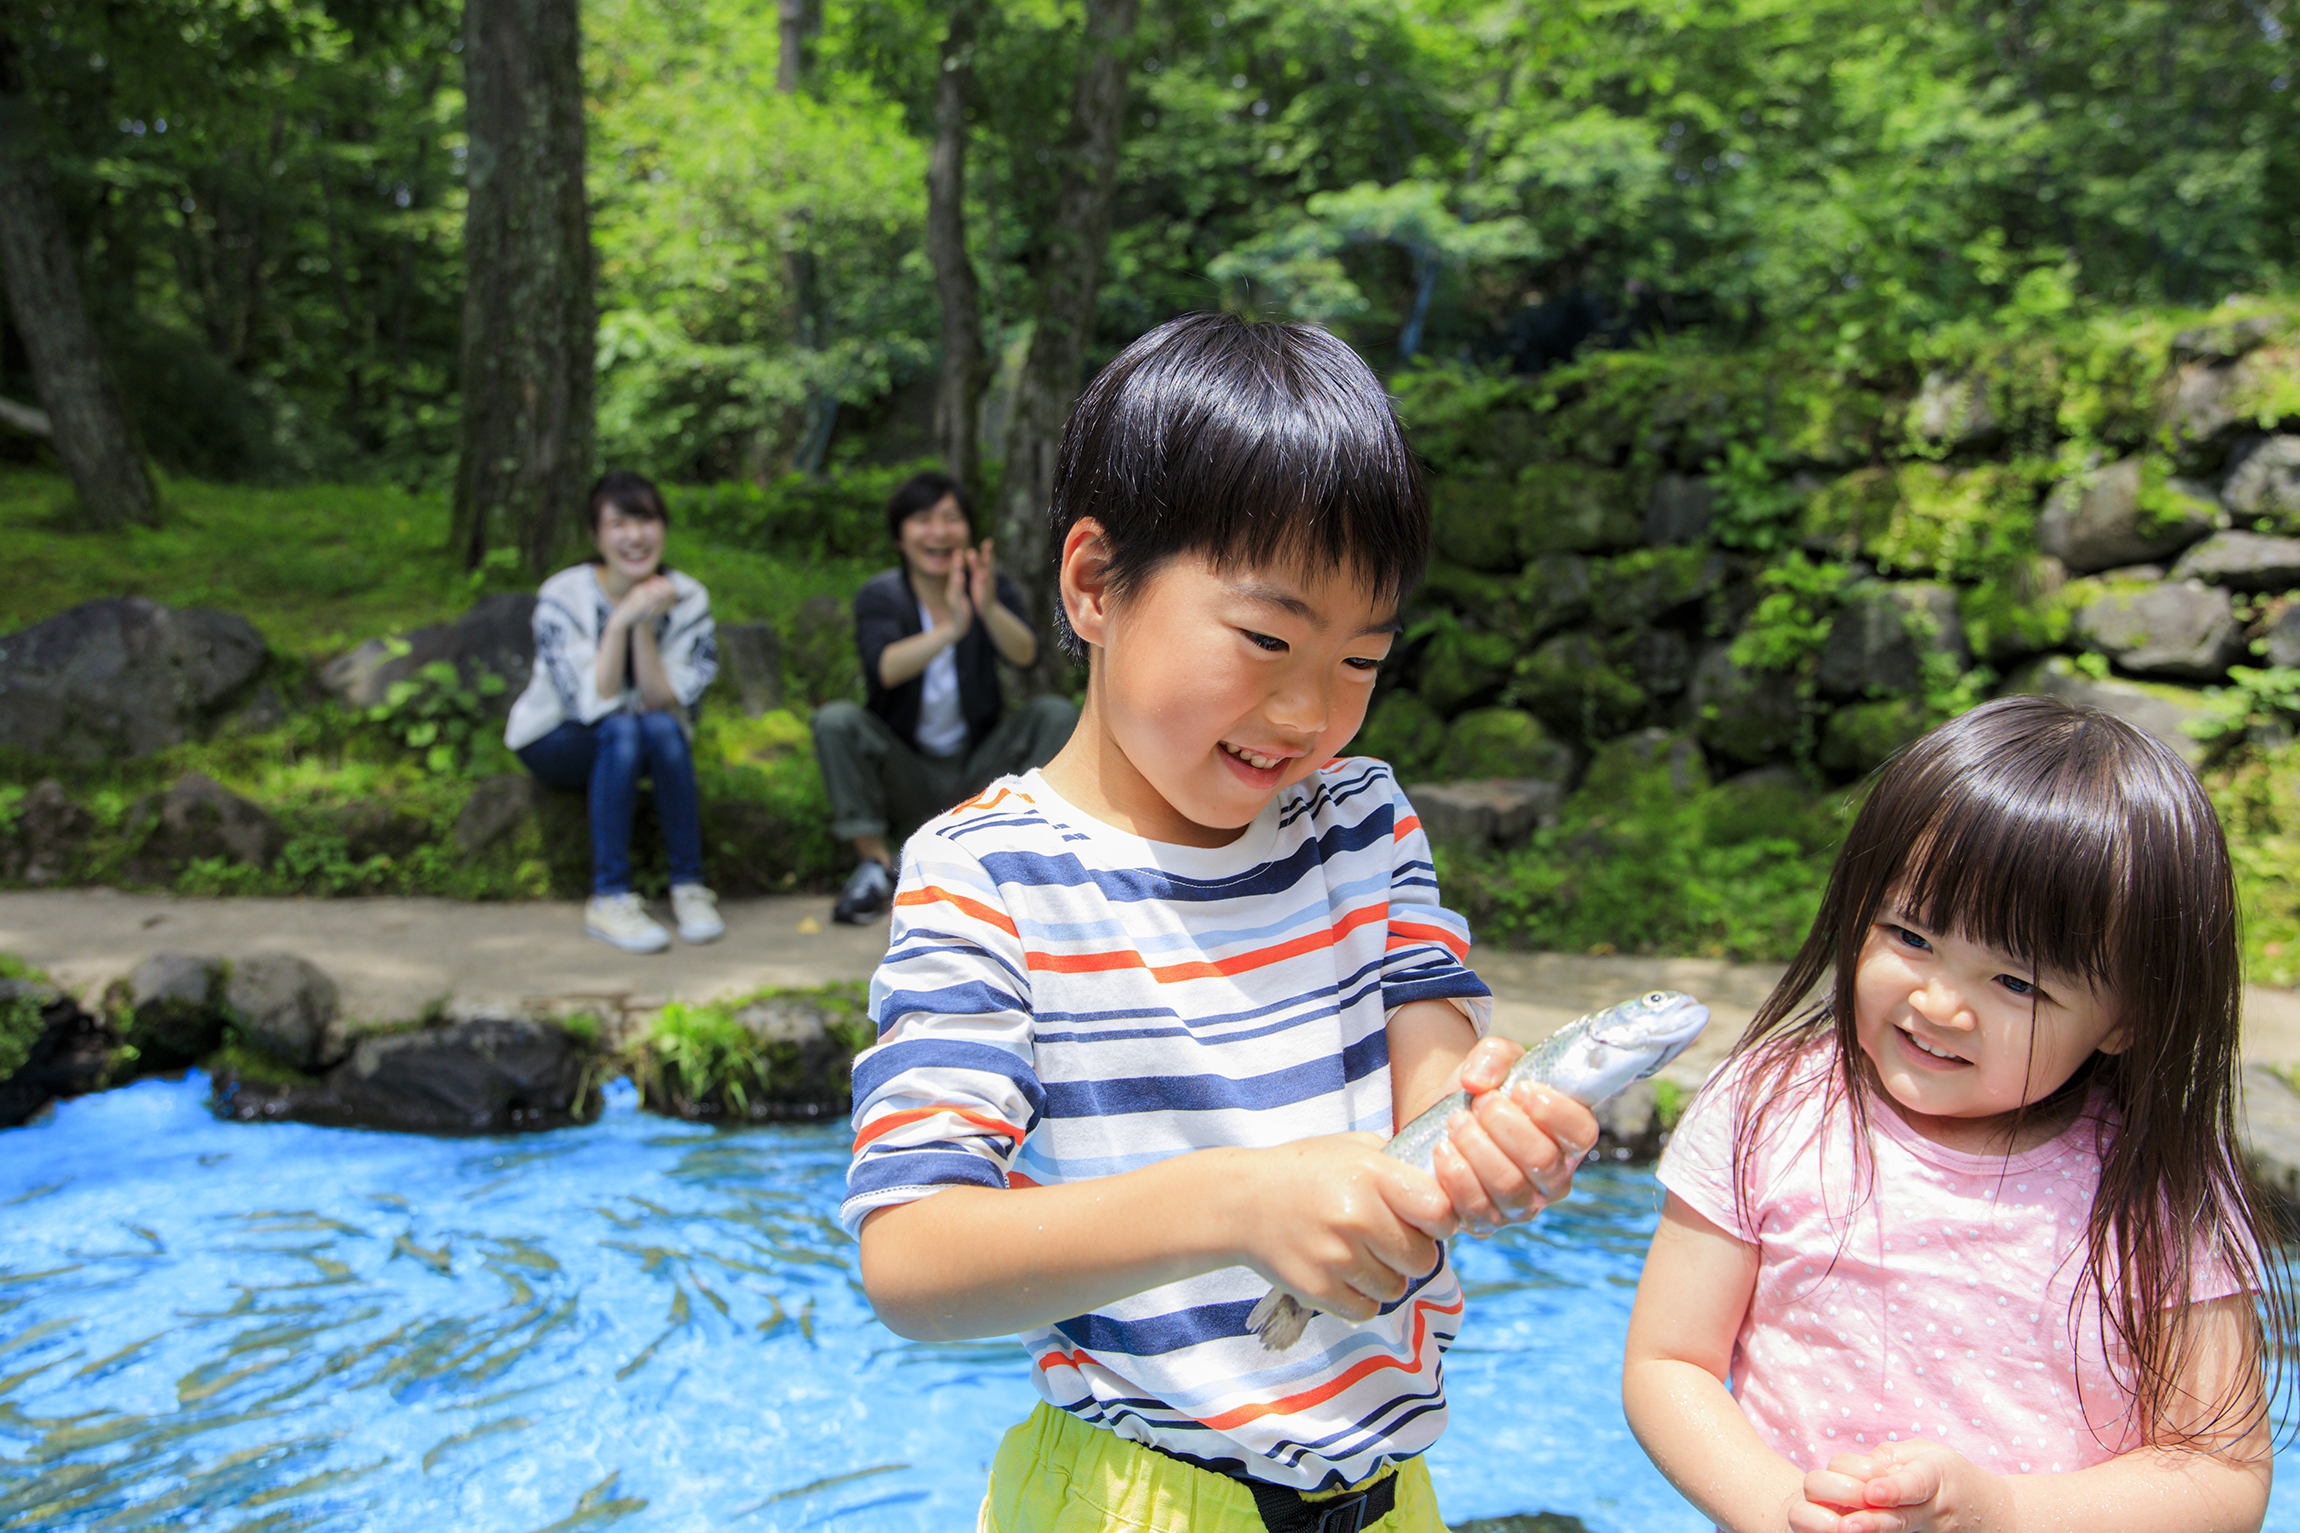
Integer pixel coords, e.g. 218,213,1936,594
885,470,972,544
586,470,668,541
1047,312,1429,654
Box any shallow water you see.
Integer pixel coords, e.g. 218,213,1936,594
2,1077,2296,1533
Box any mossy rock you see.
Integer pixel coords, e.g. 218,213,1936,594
1512,632,1650,740
1511,553,1594,641
1420,561,1520,625
1586,546,1720,629
1690,642,1807,766
1513,464,1644,557
2229,343,2300,429
1415,622,1517,715
1356,691,1447,780
1802,463,2040,580
1438,708,1577,784
1574,727,1712,813
1959,558,2078,663
1431,475,1522,572
1819,696,1937,775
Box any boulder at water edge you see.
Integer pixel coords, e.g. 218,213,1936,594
0,980,118,1128
0,598,268,763
225,954,343,1072
218,1015,595,1133
105,952,230,1068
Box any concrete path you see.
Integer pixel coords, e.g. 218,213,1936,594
7,889,2300,1092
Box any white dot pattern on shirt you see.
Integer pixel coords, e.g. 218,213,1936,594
1651,1062,2220,1480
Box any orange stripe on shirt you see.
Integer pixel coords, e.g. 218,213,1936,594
1025,900,1388,980
1393,813,1422,840
1386,918,1470,961
853,1103,1027,1153
1196,1290,1465,1433
893,884,1020,938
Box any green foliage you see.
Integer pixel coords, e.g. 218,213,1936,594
1729,553,1849,675
208,1033,318,1089
367,661,514,778
2207,739,2300,989
0,987,48,1080
636,983,870,1117
1446,748,1845,962
2193,668,2300,748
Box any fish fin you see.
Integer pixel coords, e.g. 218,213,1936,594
1248,1288,1312,1351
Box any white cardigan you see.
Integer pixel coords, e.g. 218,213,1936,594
504,564,718,751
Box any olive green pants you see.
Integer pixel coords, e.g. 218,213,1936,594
811,695,1077,847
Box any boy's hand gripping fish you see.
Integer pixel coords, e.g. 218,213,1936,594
1245,990,1711,1351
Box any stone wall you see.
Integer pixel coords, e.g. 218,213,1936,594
1372,300,2300,845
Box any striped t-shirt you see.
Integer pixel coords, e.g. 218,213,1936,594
841,758,1493,1490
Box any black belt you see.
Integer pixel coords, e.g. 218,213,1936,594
1241,1470,1396,1533
1142,1440,1398,1533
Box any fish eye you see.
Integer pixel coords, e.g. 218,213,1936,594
1645,991,1666,1005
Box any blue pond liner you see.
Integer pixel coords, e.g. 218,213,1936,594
2,1074,2296,1532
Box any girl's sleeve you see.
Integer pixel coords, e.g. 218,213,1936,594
660,579,717,710
1380,768,1493,1035
532,585,586,717
1656,1059,1758,1242
840,830,1043,1238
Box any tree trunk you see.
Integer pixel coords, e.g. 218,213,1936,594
452,0,594,576
0,34,159,529
995,0,1138,685
927,0,988,496
778,0,834,477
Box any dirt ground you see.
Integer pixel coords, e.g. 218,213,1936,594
8,889,2300,1093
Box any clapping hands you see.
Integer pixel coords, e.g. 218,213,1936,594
939,540,997,638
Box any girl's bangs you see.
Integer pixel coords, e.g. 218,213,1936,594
1895,767,2125,997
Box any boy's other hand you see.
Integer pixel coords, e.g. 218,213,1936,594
1430,1037,1598,1234
1238,1134,1452,1324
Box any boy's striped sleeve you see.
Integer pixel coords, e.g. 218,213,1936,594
1380,774,1493,1029
841,833,1043,1236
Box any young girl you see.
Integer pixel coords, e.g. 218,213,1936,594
1624,695,2286,1533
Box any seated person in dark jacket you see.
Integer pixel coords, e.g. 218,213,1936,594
812,471,1077,923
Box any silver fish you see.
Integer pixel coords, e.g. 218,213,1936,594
1245,989,1710,1350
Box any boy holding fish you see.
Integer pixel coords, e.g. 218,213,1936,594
841,313,1614,1531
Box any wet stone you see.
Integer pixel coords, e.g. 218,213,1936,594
225,954,343,1072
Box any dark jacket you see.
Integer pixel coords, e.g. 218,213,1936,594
855,566,1030,752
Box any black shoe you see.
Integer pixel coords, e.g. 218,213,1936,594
832,858,894,924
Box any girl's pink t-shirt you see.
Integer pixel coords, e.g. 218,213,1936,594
1659,1051,2237,1476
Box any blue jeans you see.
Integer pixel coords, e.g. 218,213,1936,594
516,712,704,896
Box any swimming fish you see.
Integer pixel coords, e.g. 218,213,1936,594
1245,989,1711,1351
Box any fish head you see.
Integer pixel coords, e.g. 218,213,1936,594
1587,990,1710,1063
1509,990,1715,1106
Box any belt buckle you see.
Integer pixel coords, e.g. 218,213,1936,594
1310,1494,1372,1533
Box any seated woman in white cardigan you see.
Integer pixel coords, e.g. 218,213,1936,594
502,471,722,953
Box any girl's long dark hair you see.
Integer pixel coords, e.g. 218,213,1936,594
1728,694,2286,1450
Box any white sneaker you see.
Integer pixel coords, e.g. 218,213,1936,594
586,893,669,953
670,883,725,944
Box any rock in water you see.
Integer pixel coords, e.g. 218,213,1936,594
0,981,118,1128
225,955,342,1071
106,953,230,1068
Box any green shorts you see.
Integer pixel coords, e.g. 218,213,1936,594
979,1402,1443,1533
